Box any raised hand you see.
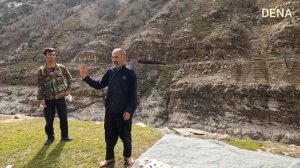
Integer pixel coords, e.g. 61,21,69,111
79,64,88,79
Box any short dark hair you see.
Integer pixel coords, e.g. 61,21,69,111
43,48,55,56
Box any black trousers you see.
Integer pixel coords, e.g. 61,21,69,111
44,98,69,139
104,112,132,160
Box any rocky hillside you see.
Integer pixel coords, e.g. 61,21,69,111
0,0,300,145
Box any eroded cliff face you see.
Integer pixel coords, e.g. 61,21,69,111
4,59,300,144
163,56,300,144
0,0,299,144
168,82,300,144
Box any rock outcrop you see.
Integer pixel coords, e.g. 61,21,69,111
0,0,299,145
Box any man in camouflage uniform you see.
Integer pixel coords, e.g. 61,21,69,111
37,48,73,145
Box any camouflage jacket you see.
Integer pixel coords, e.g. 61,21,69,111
37,63,72,100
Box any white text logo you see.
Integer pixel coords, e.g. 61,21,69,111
262,8,293,18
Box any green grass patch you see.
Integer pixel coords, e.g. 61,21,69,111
223,138,263,151
0,117,162,168
0,115,12,120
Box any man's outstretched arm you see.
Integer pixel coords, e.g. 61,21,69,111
80,64,109,89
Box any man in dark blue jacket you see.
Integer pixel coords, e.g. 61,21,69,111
80,48,137,167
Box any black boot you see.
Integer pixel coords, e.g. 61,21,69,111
44,137,55,145
61,136,72,141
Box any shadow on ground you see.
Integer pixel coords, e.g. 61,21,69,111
23,141,66,168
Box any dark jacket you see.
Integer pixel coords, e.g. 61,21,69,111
84,65,137,115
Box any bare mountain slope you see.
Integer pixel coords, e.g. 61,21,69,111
0,0,299,145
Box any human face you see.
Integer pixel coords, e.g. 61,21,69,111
112,51,125,69
45,51,56,64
